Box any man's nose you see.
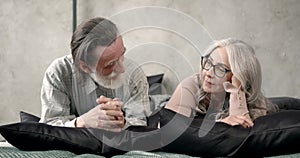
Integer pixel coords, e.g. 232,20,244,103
114,60,125,73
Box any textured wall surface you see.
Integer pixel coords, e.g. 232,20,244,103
0,0,299,127
0,0,72,125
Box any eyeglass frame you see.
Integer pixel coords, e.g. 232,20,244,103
201,56,231,78
103,47,126,69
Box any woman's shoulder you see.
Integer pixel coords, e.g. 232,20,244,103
180,73,201,90
181,73,200,83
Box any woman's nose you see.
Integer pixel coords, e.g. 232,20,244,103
206,67,215,77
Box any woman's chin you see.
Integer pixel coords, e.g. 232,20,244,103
203,86,224,94
203,86,212,93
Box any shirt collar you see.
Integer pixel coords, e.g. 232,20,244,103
84,74,98,94
71,65,98,95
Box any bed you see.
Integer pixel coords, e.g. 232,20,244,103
1,94,300,157
1,59,300,157
1,141,300,158
0,141,196,158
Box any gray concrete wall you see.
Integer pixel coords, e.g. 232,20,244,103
0,0,299,127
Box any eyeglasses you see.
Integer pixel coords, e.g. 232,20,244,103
201,56,231,78
104,47,126,69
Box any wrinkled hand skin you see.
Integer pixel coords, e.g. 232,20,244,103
76,95,125,132
220,76,253,128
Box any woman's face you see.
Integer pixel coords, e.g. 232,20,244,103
201,47,232,93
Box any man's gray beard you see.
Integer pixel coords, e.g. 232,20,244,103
90,72,124,89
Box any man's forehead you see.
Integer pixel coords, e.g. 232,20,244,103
92,36,121,53
102,37,124,56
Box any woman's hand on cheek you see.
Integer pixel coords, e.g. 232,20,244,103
231,75,241,88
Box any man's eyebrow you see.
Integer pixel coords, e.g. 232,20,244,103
105,47,126,66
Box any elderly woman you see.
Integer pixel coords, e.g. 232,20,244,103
164,38,278,127
160,38,287,157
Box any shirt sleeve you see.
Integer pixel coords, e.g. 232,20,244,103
223,82,249,116
39,59,76,127
122,61,151,129
165,75,199,117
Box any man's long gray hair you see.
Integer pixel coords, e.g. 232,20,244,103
71,17,119,68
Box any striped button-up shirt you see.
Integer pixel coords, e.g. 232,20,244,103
39,55,151,128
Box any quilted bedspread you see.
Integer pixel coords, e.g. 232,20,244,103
0,146,300,158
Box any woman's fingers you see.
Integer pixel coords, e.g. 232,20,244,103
217,115,254,128
237,115,254,127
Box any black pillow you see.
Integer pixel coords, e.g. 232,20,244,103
0,122,103,155
159,108,250,157
160,97,300,157
269,97,300,110
20,111,40,122
0,112,156,157
232,110,300,157
0,112,103,155
147,73,164,95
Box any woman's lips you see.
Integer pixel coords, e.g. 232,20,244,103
204,80,214,88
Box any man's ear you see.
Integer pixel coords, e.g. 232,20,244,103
79,61,92,73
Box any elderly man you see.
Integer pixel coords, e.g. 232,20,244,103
39,17,151,132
